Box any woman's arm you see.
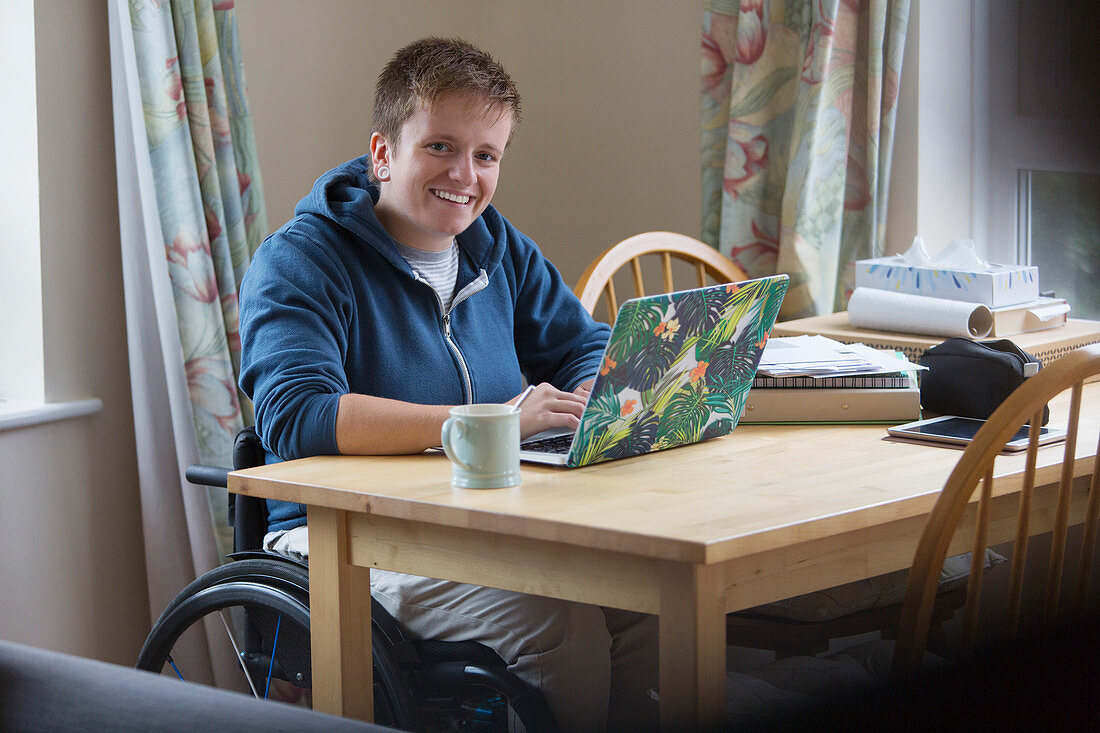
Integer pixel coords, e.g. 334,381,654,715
504,227,610,392
334,381,590,454
334,394,452,454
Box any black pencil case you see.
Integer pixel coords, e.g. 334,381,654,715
918,337,1048,425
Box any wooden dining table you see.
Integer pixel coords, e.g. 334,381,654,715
228,382,1099,729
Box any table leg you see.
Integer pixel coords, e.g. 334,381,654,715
657,561,726,731
308,506,374,720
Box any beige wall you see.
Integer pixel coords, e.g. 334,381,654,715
1,0,931,667
237,0,703,286
0,0,700,667
0,1,148,664
1,0,703,669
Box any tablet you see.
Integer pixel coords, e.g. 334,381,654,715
887,415,1066,452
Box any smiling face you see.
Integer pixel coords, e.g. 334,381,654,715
370,94,514,252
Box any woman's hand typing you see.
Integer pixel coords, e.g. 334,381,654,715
509,382,589,439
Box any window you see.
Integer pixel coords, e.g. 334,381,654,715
1023,171,1100,318
0,0,45,405
977,0,1100,318
0,0,102,429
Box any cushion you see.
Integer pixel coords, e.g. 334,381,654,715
724,669,816,730
726,641,947,730
743,550,1006,623
747,640,894,696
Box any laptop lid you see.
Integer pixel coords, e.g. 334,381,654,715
521,274,789,468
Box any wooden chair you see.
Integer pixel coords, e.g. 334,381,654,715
727,347,1100,728
573,231,747,322
892,343,1100,675
726,347,1100,728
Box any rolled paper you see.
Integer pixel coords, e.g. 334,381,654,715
848,287,993,339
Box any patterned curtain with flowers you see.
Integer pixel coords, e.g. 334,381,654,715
110,0,266,682
702,0,910,319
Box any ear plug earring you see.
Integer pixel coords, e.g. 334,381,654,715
377,165,390,179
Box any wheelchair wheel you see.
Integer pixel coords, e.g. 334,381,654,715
135,557,418,730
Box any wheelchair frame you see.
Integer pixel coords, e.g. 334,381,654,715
136,428,557,732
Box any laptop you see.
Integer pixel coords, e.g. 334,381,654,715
521,274,789,467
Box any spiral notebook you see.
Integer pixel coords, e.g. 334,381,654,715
520,274,789,467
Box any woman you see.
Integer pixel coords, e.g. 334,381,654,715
238,37,658,730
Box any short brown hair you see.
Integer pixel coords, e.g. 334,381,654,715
372,37,522,146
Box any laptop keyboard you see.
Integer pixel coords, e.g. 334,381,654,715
520,433,574,455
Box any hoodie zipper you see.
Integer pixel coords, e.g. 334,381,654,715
411,269,490,404
441,311,472,403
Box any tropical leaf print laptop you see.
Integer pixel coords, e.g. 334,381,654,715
520,274,789,467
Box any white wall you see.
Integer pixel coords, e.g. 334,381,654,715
0,0,149,665
912,0,976,256
885,0,920,257
883,0,975,258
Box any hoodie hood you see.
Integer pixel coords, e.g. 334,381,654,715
293,154,509,277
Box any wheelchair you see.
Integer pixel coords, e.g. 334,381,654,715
136,428,557,732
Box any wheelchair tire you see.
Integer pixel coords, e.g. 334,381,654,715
151,555,311,622
135,558,419,731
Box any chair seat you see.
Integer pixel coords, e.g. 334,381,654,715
726,551,1004,657
741,568,915,624
742,639,896,695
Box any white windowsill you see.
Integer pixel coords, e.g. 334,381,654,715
0,397,104,432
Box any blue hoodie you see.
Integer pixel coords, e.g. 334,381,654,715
239,156,611,531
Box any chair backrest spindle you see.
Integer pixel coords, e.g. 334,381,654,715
1044,385,1084,621
629,258,645,300
660,252,674,293
1074,431,1100,613
574,231,748,320
603,276,619,322
959,467,994,656
1006,420,1043,636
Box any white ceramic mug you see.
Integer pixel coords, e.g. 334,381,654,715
440,404,521,489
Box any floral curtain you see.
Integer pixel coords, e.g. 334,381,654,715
130,0,264,469
702,0,910,319
110,0,266,683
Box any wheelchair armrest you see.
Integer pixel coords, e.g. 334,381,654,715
184,464,230,488
183,422,263,489
182,464,268,555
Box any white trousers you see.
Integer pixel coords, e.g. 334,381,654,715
265,525,659,731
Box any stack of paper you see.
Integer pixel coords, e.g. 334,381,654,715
989,297,1070,337
743,336,924,424
771,310,1100,366
756,335,926,378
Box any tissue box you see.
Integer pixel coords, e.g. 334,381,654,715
855,257,1039,307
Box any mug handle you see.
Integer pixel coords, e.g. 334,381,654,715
441,417,473,471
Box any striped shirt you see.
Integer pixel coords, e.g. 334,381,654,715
394,239,460,312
